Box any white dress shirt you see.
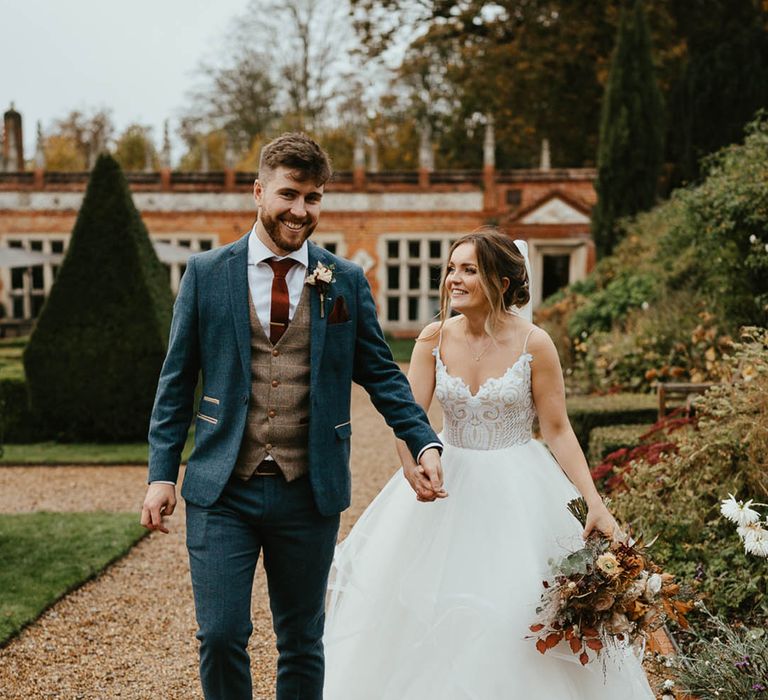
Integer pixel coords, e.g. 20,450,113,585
247,226,309,336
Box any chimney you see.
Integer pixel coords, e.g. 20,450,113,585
539,138,551,171
3,103,24,171
418,122,433,188
353,132,366,188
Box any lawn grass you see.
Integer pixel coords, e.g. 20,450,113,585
0,430,195,465
0,511,147,645
387,336,416,363
0,338,24,381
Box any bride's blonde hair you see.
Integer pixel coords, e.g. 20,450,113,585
436,227,530,337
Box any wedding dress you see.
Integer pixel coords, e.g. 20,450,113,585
323,332,655,699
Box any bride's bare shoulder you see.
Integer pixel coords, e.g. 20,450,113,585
416,316,463,343
522,323,559,362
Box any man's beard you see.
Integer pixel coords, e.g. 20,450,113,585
260,209,316,252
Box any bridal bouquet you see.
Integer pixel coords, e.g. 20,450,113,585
529,498,692,665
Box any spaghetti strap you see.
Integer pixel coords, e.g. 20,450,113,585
522,327,536,354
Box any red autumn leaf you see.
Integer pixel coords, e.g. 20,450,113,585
569,636,581,653
529,624,545,632
545,633,562,649
564,627,574,641
536,639,547,655
581,626,599,637
579,651,589,666
586,639,603,651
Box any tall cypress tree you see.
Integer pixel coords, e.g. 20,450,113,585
591,0,664,258
24,154,173,441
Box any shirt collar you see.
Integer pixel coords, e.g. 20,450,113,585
247,223,309,269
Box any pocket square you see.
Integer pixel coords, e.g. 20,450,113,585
327,295,350,324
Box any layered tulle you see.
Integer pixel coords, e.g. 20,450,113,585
323,439,654,699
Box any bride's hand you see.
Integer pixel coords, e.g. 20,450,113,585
403,463,448,502
583,502,620,540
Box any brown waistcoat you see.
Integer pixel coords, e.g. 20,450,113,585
233,286,311,481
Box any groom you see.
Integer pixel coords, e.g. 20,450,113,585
140,132,443,700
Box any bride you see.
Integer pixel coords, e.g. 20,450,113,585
323,229,654,698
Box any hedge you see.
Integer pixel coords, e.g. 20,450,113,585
23,154,173,441
587,423,650,465
565,392,657,449
0,377,38,443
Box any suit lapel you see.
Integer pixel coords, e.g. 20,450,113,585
228,233,252,382
308,242,331,390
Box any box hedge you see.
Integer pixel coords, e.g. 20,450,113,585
565,392,657,449
587,423,650,465
23,154,173,441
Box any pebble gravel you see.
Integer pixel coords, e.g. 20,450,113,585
0,382,442,699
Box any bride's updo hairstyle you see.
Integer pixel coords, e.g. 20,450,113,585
438,226,530,334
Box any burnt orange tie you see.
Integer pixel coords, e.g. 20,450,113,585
266,258,297,344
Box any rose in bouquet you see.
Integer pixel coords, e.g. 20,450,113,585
528,497,693,665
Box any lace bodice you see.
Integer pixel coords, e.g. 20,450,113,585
434,347,536,450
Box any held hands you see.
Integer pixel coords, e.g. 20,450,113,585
583,500,620,540
140,483,177,534
404,448,448,502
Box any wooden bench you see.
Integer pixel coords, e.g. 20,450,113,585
656,382,715,420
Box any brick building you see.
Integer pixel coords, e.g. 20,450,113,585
0,112,596,336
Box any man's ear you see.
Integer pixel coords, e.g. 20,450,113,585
253,179,263,207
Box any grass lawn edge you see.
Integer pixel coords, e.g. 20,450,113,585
0,521,150,649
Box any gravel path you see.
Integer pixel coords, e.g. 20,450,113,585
0,385,658,698
0,383,442,700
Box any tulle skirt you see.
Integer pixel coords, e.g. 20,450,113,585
323,438,654,699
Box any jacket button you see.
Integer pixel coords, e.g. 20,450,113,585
271,380,279,388
272,349,279,357
266,443,272,451
268,409,276,418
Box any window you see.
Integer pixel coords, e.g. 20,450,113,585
312,233,346,258
381,235,457,330
0,235,67,320
153,234,218,294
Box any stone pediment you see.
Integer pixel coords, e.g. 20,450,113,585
518,195,591,225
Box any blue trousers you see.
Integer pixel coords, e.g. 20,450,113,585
186,473,340,700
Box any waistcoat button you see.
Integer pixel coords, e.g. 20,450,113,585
271,380,279,388
268,409,276,418
272,349,279,357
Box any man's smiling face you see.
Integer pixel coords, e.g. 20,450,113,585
253,166,324,255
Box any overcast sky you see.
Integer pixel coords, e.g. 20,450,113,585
2,0,251,160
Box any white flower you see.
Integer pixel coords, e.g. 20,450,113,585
739,524,768,557
749,234,757,244
663,679,675,691
720,494,761,527
745,538,768,558
765,242,768,253
645,573,663,596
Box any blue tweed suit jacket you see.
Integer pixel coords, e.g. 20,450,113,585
148,234,439,516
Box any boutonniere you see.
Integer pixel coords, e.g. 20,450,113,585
305,261,336,318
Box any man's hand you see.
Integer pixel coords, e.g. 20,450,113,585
403,448,447,502
141,483,177,534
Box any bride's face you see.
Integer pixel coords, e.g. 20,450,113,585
446,243,489,314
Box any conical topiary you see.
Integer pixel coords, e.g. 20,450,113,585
24,153,173,441
591,0,664,259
